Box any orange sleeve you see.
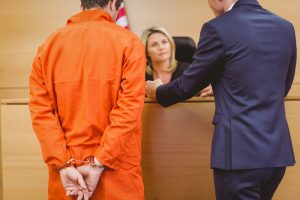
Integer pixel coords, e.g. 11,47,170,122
29,49,70,168
94,39,146,169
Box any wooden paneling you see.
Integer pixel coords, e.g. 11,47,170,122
0,0,299,99
289,83,300,96
0,88,28,100
273,100,300,200
1,104,47,200
141,101,215,200
0,0,79,99
1,98,300,199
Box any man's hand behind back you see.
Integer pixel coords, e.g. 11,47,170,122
77,165,105,198
59,166,90,200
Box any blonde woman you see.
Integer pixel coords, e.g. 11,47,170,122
142,26,213,97
141,26,189,84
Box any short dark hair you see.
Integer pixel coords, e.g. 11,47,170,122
81,0,122,10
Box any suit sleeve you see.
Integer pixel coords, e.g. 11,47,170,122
94,39,146,169
29,48,71,168
156,23,226,107
285,24,297,97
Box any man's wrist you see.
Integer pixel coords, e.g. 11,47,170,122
87,156,104,168
57,159,75,171
94,157,104,167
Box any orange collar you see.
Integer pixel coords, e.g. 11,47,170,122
67,9,114,25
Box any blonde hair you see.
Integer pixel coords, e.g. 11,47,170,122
141,26,177,76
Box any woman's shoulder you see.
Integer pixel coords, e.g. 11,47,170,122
171,61,190,80
176,61,190,72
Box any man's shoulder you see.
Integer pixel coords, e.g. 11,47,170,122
112,25,145,53
204,12,234,33
267,11,294,30
206,7,294,32
36,26,67,54
94,22,142,50
111,24,142,44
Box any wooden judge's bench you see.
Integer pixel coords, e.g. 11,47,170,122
1,97,300,200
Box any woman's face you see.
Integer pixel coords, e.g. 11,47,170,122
147,32,171,64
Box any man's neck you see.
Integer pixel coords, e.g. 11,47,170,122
225,0,237,12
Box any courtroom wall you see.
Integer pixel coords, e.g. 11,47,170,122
0,0,299,100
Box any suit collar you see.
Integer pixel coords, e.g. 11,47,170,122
233,0,261,8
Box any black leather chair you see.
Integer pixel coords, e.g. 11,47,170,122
173,36,196,63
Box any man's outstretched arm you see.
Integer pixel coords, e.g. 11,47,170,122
152,23,225,107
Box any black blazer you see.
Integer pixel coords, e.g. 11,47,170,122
156,0,297,170
145,61,189,81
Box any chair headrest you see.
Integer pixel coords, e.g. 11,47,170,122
173,36,196,63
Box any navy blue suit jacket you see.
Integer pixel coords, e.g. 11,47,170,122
156,0,297,170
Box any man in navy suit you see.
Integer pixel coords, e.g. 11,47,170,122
146,0,297,199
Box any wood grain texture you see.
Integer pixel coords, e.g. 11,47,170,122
1,99,300,199
0,0,299,99
141,102,215,200
1,105,48,200
273,101,300,200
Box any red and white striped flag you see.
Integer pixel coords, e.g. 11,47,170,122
116,2,129,29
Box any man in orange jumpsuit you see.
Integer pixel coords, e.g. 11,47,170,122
29,0,146,199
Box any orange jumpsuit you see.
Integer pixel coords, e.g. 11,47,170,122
29,9,146,200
